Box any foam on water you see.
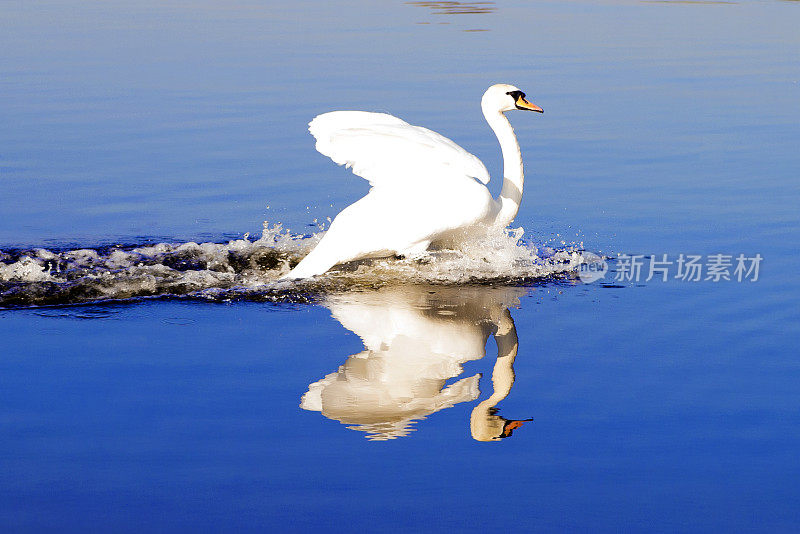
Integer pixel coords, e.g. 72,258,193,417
0,222,588,308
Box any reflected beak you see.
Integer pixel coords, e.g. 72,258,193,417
501,417,534,437
516,95,544,113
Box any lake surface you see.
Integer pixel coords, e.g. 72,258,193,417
1,0,799,532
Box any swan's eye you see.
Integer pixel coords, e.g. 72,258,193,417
506,90,524,100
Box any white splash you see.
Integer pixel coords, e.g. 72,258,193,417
0,256,55,283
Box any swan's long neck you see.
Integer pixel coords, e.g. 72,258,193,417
483,103,524,227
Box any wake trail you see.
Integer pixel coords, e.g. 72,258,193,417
0,223,589,308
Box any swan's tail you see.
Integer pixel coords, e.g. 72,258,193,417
279,245,340,280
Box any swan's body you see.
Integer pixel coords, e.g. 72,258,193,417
281,84,542,280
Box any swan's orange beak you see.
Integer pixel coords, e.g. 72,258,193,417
516,95,543,113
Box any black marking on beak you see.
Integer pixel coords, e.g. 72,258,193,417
508,90,543,112
507,90,525,101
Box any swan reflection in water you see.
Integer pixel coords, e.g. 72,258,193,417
300,285,532,441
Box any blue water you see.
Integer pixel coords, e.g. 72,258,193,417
2,1,799,532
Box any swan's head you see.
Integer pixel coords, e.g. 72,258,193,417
482,84,543,114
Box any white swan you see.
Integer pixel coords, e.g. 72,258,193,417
280,83,543,279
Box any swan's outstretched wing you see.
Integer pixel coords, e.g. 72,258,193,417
309,111,490,188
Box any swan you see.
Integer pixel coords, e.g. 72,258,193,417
280,83,543,280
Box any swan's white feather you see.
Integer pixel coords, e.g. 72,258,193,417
309,111,490,187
